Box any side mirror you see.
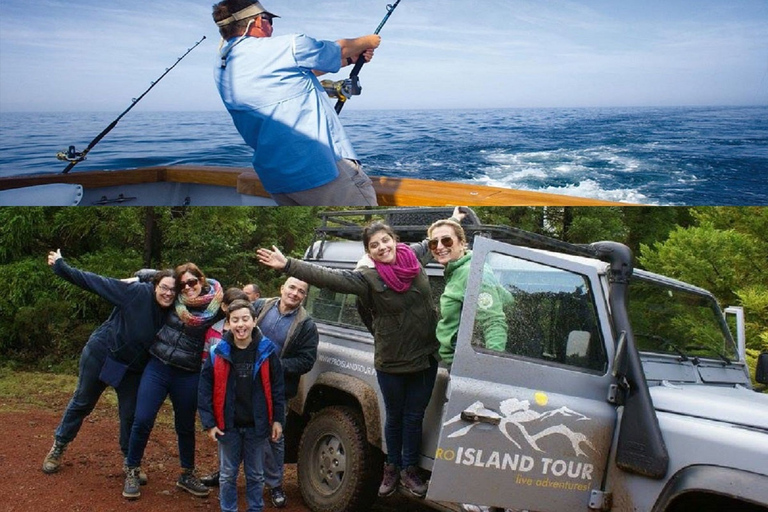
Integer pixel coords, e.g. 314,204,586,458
756,353,768,385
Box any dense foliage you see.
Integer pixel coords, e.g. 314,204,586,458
0,207,318,367
0,206,764,387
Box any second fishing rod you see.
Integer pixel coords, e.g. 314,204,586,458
57,36,206,174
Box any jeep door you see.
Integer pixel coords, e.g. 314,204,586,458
427,236,617,512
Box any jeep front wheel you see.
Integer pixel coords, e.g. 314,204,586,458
297,406,382,512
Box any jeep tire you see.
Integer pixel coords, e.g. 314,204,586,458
297,406,382,512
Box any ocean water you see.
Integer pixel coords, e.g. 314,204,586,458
1,106,766,205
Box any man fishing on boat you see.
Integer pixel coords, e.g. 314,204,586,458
212,0,381,206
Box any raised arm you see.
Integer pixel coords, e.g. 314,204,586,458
48,249,135,306
257,246,370,296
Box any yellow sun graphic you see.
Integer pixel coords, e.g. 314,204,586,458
534,392,548,406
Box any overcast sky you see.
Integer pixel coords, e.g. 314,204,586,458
0,0,766,112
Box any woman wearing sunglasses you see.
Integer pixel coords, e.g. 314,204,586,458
41,250,176,480
123,263,224,501
427,211,509,366
256,222,439,499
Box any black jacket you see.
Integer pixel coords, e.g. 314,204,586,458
283,241,438,374
151,294,223,373
253,298,319,399
53,259,167,373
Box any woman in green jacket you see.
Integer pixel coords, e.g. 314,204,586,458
256,222,438,499
427,213,509,365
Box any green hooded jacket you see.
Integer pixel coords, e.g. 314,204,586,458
436,251,510,364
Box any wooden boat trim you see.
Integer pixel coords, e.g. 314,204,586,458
0,165,622,206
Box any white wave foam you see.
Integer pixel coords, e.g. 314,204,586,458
468,176,654,204
483,146,644,175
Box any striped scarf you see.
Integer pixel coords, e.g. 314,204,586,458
175,278,223,327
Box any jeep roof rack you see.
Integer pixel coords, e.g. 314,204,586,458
309,208,602,261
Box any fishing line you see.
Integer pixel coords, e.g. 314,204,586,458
57,36,207,174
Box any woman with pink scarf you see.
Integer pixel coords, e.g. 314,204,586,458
257,222,439,499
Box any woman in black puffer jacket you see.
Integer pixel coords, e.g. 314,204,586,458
122,262,223,501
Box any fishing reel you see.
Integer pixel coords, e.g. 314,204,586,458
56,145,86,163
321,76,362,103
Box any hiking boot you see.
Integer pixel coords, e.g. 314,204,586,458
200,470,220,487
122,466,141,500
42,440,68,474
270,486,287,508
378,463,399,497
177,469,210,497
123,458,148,485
400,466,427,498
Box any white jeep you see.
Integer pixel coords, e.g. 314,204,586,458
282,208,768,512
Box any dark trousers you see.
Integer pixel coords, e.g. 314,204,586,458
125,356,200,469
54,341,141,456
376,357,438,468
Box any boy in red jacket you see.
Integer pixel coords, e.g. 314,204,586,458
198,300,285,512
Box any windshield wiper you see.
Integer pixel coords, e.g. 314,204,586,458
686,345,733,366
636,333,690,362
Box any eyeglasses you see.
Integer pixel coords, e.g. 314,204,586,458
428,236,455,251
158,284,176,294
260,14,273,25
181,278,199,289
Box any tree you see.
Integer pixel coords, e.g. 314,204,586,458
639,207,768,387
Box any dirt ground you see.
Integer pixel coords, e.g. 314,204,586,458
0,389,432,512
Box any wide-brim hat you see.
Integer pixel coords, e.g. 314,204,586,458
215,1,279,27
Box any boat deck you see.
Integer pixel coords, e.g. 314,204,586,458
0,165,623,206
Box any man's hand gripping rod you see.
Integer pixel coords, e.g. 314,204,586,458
322,0,402,114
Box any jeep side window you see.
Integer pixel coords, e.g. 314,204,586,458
470,251,607,373
305,286,368,331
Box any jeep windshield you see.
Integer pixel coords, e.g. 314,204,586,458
629,272,738,363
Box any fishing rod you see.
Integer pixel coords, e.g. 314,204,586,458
327,0,402,114
57,35,206,174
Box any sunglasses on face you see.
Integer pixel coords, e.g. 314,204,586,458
180,278,199,290
428,236,455,251
260,14,273,25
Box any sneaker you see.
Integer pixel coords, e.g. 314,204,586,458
270,486,287,508
122,466,141,500
400,466,427,498
42,440,68,474
378,463,399,497
177,469,210,497
200,470,220,487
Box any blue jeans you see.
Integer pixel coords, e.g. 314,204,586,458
55,341,142,457
125,356,199,469
376,356,438,468
219,428,267,512
262,435,285,488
